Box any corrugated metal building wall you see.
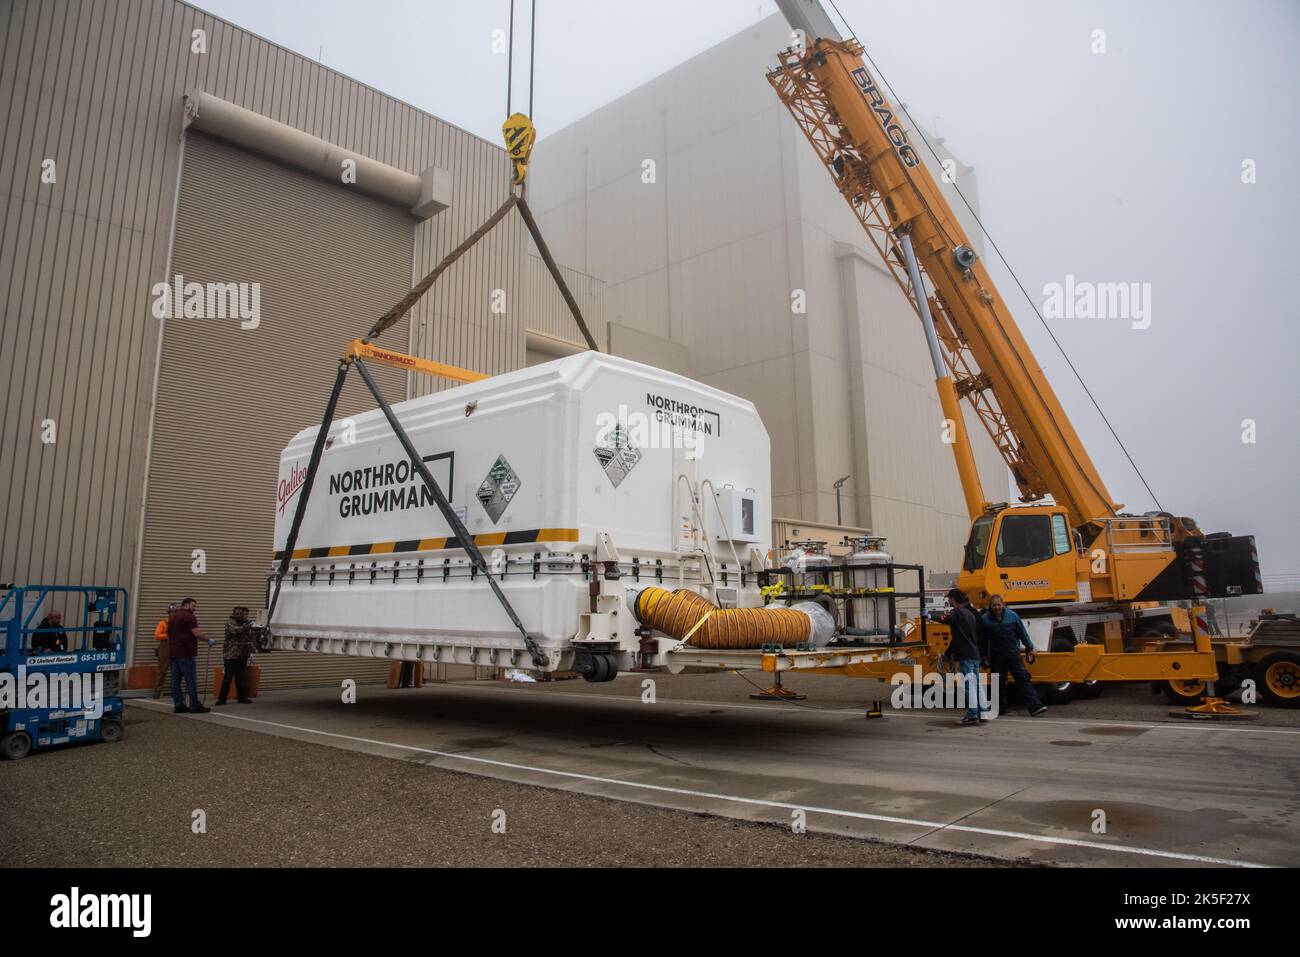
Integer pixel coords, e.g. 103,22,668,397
0,0,526,683
135,133,414,686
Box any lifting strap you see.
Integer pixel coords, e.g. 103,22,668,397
516,196,599,351
265,359,351,629
365,193,520,343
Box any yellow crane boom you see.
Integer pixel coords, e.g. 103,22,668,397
767,29,1118,536
768,0,1264,613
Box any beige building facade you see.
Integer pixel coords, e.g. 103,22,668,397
0,0,528,685
527,14,1007,578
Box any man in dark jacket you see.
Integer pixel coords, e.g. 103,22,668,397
981,594,1046,716
216,607,256,705
945,588,988,725
168,598,212,714
32,610,69,654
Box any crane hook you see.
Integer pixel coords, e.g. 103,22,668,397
502,112,536,186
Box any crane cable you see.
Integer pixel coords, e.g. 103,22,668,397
528,0,537,119
825,0,1164,513
504,0,538,120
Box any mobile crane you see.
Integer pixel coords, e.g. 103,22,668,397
260,3,1295,709
767,0,1296,706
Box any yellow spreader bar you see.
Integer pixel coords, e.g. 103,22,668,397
347,338,487,384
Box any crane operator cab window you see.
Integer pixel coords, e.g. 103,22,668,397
963,515,995,571
964,512,1074,572
1050,514,1072,555
995,514,1054,567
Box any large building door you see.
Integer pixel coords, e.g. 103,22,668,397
136,134,414,689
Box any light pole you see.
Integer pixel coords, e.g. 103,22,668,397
833,475,851,526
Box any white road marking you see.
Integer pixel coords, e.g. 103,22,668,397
425,680,1300,736
131,699,1269,867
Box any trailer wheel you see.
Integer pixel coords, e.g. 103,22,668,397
597,654,618,682
581,653,615,683
101,718,124,743
1,731,32,761
1255,652,1300,709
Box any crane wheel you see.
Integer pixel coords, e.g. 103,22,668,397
1255,652,1300,709
1,731,32,761
101,718,125,743
1073,680,1103,700
1161,678,1209,704
1037,631,1078,705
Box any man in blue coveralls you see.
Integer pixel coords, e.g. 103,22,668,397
981,594,1046,717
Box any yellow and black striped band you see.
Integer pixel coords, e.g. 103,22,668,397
273,527,580,562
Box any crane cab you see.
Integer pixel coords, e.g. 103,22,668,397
956,505,1082,607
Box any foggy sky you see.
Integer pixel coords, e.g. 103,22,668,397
194,0,1300,581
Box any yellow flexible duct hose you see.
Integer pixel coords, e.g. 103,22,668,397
633,587,812,649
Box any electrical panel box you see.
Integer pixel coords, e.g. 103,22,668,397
714,487,759,543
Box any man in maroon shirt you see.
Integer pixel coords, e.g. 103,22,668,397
168,598,213,714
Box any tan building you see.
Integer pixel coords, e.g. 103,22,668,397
0,0,530,686
525,13,1007,578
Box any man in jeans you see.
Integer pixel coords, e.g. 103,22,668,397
216,606,255,705
945,588,989,726
981,594,1046,717
168,597,213,715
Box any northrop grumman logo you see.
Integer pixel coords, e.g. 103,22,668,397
326,454,451,518
50,887,151,937
849,66,920,169
644,392,720,436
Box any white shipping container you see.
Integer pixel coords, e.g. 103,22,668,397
269,352,772,671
